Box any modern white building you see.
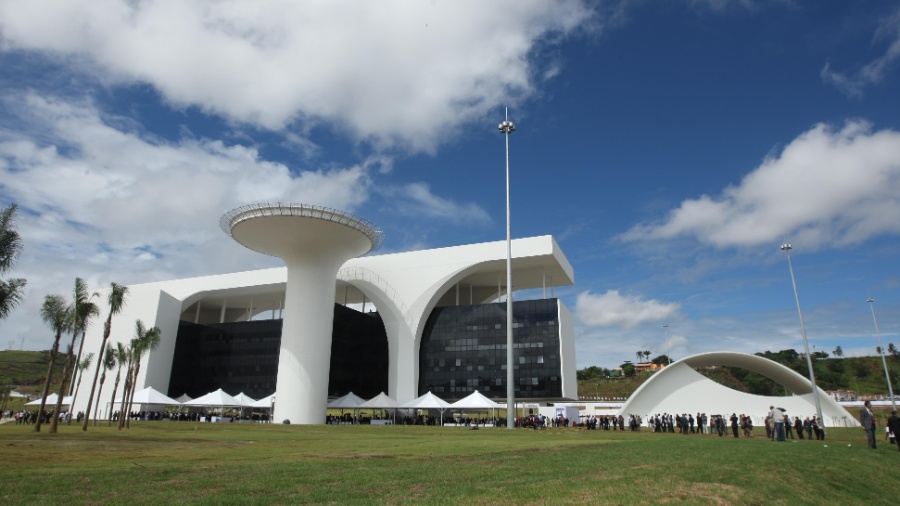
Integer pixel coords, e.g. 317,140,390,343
72,207,578,424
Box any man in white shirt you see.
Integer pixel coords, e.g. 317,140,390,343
769,406,785,442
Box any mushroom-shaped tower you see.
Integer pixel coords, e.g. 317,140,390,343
221,203,383,424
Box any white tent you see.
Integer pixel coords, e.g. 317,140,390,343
175,393,192,403
233,392,256,406
449,390,502,409
115,386,181,406
359,392,399,424
359,392,399,409
183,388,244,409
449,390,501,425
251,393,275,409
327,392,366,409
25,394,72,407
399,391,451,425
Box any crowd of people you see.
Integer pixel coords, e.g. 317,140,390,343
641,409,826,440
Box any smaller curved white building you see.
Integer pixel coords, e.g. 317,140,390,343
618,352,859,427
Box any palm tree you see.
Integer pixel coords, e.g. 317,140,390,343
67,352,93,425
49,279,99,433
120,320,162,430
91,344,116,426
49,323,78,433
69,279,100,395
635,351,642,362
82,282,128,432
0,203,27,321
106,342,128,427
35,294,70,432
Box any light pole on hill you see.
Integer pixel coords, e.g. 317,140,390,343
866,298,896,411
780,243,825,431
499,109,516,429
662,323,670,365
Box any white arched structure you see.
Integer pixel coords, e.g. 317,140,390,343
618,352,859,427
70,233,577,424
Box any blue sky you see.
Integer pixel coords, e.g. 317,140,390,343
2,0,900,371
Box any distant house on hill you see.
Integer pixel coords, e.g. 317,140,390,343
635,362,664,373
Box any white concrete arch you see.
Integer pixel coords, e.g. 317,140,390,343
618,352,859,427
336,268,411,401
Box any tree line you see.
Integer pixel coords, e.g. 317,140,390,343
0,203,163,433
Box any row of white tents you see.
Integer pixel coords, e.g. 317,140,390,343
26,389,503,420
326,390,505,425
25,388,274,411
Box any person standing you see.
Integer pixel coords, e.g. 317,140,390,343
769,406,785,442
887,410,900,452
730,413,739,438
784,414,794,440
860,400,877,449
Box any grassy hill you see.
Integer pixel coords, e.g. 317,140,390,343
578,353,900,400
0,350,67,394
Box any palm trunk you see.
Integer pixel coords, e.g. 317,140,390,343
118,361,134,430
107,366,123,427
33,334,62,433
69,330,87,396
82,318,111,431
92,368,108,427
68,361,84,426
49,338,76,433
125,362,141,429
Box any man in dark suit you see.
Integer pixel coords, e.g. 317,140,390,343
887,410,900,452
860,400,877,449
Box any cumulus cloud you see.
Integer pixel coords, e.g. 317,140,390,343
575,289,680,328
0,92,377,348
821,7,900,98
620,120,900,249
0,0,594,154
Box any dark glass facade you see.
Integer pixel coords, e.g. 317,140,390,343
418,299,562,400
168,298,562,403
168,304,388,400
169,319,281,400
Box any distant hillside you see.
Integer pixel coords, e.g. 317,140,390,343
578,351,900,400
0,350,68,394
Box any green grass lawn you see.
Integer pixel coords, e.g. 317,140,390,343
1,422,897,505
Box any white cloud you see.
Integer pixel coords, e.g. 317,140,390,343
378,182,490,224
821,7,900,98
0,92,376,348
620,120,900,249
0,0,594,154
575,289,680,328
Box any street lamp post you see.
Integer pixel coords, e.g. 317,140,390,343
866,298,896,411
780,243,825,431
662,323,670,365
499,110,516,429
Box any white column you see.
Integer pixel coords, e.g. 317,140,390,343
274,253,346,424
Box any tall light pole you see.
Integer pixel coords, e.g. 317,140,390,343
866,298,896,411
780,243,825,430
499,109,516,429
662,323,670,365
